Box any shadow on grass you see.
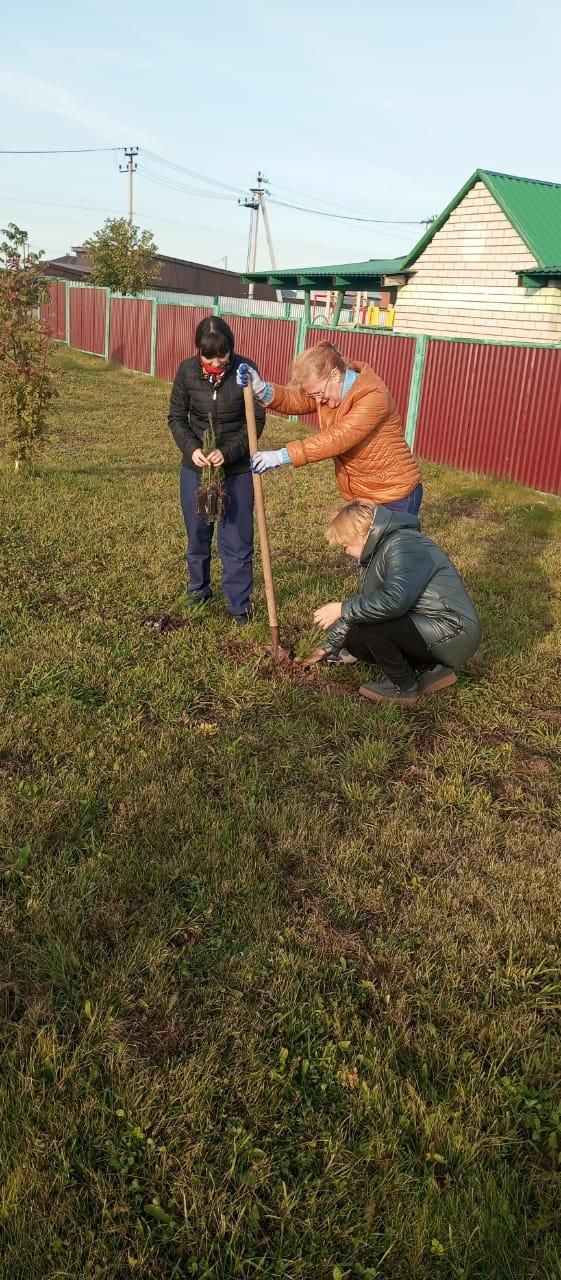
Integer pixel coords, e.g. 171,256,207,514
424,493,557,666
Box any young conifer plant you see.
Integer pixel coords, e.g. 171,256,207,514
195,416,228,522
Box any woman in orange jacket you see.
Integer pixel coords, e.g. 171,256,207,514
236,340,422,514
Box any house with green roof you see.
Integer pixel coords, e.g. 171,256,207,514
392,169,561,343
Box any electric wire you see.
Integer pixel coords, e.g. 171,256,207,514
0,146,126,155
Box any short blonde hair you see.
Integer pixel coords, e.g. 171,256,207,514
291,341,346,389
326,501,376,546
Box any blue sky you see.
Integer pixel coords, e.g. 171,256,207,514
2,0,560,272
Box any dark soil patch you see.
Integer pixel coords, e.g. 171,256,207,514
167,921,203,949
536,708,561,729
442,498,503,522
0,748,35,777
117,1011,183,1062
0,979,52,1030
142,613,189,635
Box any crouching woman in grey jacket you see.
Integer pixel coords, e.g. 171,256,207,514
303,501,481,705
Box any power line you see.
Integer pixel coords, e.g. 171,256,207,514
0,146,124,155
271,181,393,218
143,149,245,196
0,192,239,233
145,149,418,225
138,164,232,201
268,197,424,226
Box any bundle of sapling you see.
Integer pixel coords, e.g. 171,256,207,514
295,626,327,660
195,417,228,522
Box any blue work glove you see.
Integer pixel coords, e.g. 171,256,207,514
236,363,270,401
251,449,290,473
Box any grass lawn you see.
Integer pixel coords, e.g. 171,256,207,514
1,346,561,1280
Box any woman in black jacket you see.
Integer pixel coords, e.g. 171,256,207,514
168,316,265,624
301,500,481,705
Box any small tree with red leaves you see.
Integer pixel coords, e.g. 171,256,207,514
0,224,58,470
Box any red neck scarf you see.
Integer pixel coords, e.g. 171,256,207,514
200,357,228,385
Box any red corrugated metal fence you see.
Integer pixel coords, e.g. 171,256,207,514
69,287,106,356
45,279,561,497
40,281,66,341
415,339,561,495
155,305,210,381
109,298,152,374
220,315,297,386
156,308,297,390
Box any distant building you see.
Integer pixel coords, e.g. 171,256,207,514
392,169,561,343
246,169,561,343
44,247,277,302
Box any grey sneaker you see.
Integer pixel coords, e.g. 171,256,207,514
418,664,457,695
327,647,358,666
359,678,419,705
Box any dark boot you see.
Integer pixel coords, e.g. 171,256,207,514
418,664,457,695
359,677,419,705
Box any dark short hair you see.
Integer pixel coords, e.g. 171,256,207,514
195,316,235,358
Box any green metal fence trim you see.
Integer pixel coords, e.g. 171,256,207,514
150,299,158,377
65,280,70,345
344,323,561,350
404,335,428,450
294,318,308,357
104,289,110,362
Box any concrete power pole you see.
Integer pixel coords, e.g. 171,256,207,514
260,195,283,303
120,147,139,224
239,172,281,300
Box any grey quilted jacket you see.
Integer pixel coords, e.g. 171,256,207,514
325,508,481,670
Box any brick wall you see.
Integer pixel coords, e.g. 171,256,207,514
394,182,561,343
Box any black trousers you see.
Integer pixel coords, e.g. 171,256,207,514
345,616,433,684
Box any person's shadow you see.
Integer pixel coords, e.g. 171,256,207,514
421,488,557,674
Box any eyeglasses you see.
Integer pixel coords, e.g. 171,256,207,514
311,369,334,401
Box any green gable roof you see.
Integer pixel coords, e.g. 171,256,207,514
243,257,405,290
400,169,561,271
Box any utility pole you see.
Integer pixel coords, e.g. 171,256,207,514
120,146,139,224
239,172,281,300
421,214,437,231
260,196,283,303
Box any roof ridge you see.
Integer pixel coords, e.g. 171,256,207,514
480,168,561,190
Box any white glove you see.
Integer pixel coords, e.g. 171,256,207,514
236,362,269,401
251,449,290,473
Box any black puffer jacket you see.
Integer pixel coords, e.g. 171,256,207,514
168,354,266,475
326,508,482,670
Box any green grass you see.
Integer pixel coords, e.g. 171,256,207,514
1,347,561,1280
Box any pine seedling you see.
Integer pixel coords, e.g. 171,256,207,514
195,416,228,523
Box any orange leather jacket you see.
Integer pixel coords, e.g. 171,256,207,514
268,361,421,504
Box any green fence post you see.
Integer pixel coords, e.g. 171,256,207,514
65,281,70,346
150,298,158,378
213,295,220,316
331,290,345,328
404,334,428,450
104,289,111,363
286,318,309,422
294,316,307,359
